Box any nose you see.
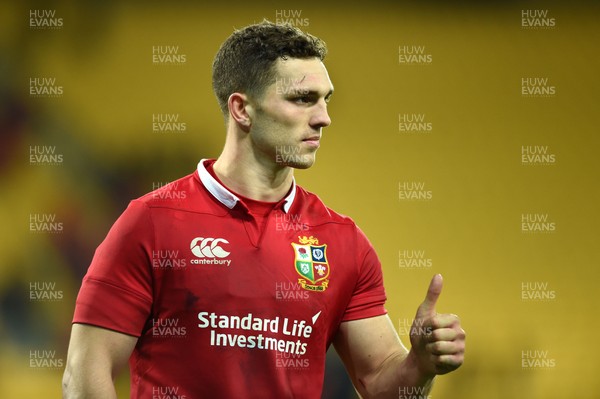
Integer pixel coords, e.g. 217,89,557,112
310,99,331,129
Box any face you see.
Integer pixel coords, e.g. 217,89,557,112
246,57,333,169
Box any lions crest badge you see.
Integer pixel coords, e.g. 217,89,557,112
291,236,330,292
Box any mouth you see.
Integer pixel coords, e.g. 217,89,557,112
302,135,321,148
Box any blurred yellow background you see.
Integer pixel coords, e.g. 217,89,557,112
1,1,598,398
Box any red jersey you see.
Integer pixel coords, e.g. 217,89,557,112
73,159,387,398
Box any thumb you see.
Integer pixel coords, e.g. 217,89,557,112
416,274,443,318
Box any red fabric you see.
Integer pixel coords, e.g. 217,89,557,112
73,160,387,398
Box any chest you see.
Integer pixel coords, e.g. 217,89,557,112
147,211,357,331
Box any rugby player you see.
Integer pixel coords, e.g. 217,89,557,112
63,20,465,398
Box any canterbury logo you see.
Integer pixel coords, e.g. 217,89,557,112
190,237,230,258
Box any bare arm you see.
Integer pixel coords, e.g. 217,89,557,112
333,315,433,398
333,275,465,399
62,323,138,399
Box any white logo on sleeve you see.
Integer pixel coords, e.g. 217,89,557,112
190,237,230,258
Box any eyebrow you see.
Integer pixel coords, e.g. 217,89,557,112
289,88,334,99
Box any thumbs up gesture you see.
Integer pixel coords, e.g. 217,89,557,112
409,274,466,376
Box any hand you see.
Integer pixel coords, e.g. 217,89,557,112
409,274,465,376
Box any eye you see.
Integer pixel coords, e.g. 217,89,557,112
292,96,312,104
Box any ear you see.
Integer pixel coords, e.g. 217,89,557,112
227,92,252,132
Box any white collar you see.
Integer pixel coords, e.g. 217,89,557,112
196,159,296,213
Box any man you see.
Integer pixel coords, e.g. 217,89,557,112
63,21,465,398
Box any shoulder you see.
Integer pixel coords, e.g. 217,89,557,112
294,185,376,253
136,172,195,204
294,185,356,228
133,171,222,214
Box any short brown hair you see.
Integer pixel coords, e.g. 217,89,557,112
212,20,327,116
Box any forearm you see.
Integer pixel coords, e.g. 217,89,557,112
62,363,118,399
359,349,434,399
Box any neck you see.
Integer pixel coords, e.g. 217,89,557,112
213,128,294,202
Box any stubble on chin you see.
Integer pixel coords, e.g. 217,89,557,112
273,152,316,169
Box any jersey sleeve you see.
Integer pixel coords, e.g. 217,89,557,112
341,226,388,321
73,200,154,337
